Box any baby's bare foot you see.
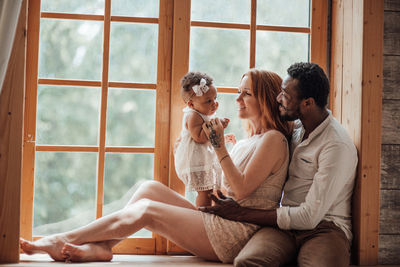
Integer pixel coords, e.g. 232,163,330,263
61,242,113,262
20,235,68,261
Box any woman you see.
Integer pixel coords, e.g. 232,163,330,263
20,69,292,263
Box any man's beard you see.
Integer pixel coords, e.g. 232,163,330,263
279,105,300,121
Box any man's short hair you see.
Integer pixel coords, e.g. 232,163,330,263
287,62,330,109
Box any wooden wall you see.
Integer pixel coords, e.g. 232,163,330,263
379,0,400,264
0,0,26,263
330,0,383,265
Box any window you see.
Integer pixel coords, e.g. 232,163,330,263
23,0,326,254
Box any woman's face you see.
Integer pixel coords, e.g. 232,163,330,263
236,75,261,120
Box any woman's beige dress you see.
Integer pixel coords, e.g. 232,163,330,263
201,131,289,263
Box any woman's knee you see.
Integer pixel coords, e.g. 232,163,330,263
129,181,164,203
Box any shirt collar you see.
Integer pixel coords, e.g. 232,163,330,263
297,110,332,146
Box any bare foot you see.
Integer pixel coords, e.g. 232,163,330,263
61,242,113,262
20,235,68,261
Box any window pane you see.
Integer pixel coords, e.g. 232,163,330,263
257,0,310,27
216,93,247,145
103,153,154,237
191,0,250,24
41,0,104,15
33,152,97,236
255,31,309,78
109,23,158,83
190,28,249,87
106,89,156,146
111,0,159,18
36,85,100,146
39,19,103,80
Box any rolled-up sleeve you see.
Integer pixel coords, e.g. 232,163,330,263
277,142,357,230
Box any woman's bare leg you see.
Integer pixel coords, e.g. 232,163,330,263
21,181,216,261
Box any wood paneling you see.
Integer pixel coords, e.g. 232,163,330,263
330,0,344,121
310,0,328,74
112,238,156,255
382,100,400,145
0,0,26,263
379,234,400,264
379,190,400,234
384,0,400,12
384,12,400,55
383,56,400,100
381,145,400,190
331,0,384,265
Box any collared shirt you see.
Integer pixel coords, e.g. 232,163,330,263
277,112,358,240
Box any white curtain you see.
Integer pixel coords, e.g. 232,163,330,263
0,0,23,94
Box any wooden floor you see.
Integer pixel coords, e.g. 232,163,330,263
2,254,399,266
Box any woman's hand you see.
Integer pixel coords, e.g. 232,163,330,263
202,118,225,149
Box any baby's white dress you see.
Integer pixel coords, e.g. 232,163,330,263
174,107,221,192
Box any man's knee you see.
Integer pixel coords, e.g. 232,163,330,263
234,228,295,267
297,223,350,267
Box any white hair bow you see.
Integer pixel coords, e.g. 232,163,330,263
192,78,209,96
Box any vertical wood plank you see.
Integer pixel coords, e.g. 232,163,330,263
153,0,174,255
329,0,343,121
96,0,111,219
310,0,328,74
21,0,40,242
0,0,27,263
331,0,383,264
167,0,191,254
356,0,383,264
249,0,256,69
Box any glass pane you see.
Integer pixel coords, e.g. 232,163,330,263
255,31,309,78
106,89,156,146
111,0,159,18
41,0,104,15
36,85,100,146
33,152,97,235
191,0,250,24
257,0,310,27
190,28,249,87
39,19,103,80
109,23,158,83
216,93,247,149
103,153,154,237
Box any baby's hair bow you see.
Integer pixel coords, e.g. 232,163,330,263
192,78,209,96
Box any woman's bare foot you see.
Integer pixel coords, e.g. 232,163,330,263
20,235,68,261
61,242,113,262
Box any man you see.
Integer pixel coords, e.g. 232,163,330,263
200,62,357,267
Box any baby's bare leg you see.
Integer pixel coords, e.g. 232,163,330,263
196,190,212,207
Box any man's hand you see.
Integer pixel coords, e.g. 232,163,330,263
199,190,278,227
198,190,248,222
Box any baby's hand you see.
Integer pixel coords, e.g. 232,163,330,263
224,134,236,144
220,118,230,129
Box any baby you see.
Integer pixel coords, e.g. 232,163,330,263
174,71,232,207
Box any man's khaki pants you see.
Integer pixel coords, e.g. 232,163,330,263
234,221,351,267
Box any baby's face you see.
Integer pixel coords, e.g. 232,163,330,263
190,85,218,116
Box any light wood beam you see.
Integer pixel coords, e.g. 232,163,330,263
0,0,27,263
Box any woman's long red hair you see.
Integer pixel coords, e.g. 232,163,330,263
243,69,292,140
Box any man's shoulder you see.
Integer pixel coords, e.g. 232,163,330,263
322,116,357,151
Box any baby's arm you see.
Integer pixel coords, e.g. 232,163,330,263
196,190,212,207
186,112,209,144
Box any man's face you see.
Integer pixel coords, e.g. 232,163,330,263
276,76,302,121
